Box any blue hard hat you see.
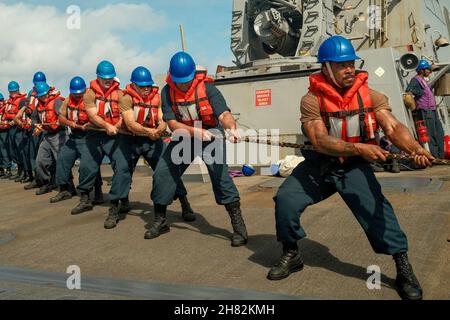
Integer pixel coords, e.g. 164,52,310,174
318,36,361,63
8,81,20,92
33,71,47,84
96,60,116,79
0,92,4,100
242,164,256,177
416,60,432,72
131,66,154,87
70,76,87,94
35,82,51,97
169,52,196,83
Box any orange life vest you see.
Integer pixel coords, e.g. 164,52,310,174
21,91,35,130
166,66,218,129
22,87,60,130
90,80,121,126
67,95,89,125
37,92,65,131
124,84,159,129
0,101,6,130
28,90,38,111
1,93,27,129
309,72,378,144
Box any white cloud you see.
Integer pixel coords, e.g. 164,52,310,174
0,2,175,96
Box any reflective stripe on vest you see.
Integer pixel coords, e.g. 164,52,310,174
21,102,31,130
22,91,37,130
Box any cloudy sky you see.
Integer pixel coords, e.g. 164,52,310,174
0,0,234,96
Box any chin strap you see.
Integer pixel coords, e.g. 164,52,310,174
325,62,342,88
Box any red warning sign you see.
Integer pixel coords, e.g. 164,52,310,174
255,89,272,107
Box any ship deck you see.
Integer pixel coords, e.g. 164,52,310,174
0,165,449,300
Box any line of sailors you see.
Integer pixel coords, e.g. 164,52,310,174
0,52,248,245
0,37,428,301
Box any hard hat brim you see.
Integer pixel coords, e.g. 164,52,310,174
318,54,361,63
170,70,196,84
70,89,86,94
97,73,117,79
33,79,46,85
35,91,50,97
133,81,154,87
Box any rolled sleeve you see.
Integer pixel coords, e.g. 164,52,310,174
54,99,64,115
369,89,392,113
205,83,230,118
161,86,177,122
59,98,69,117
300,93,322,124
83,89,97,111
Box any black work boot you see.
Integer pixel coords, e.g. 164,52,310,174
36,184,53,195
50,186,73,203
92,186,104,205
1,169,12,179
16,171,28,183
267,242,304,281
225,201,248,247
71,193,93,215
20,171,33,183
119,198,131,214
179,195,195,222
104,202,120,229
393,253,423,300
0,169,4,178
390,159,401,173
9,170,20,180
14,169,24,182
144,204,170,239
24,179,38,190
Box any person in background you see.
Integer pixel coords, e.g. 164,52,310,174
406,60,445,159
